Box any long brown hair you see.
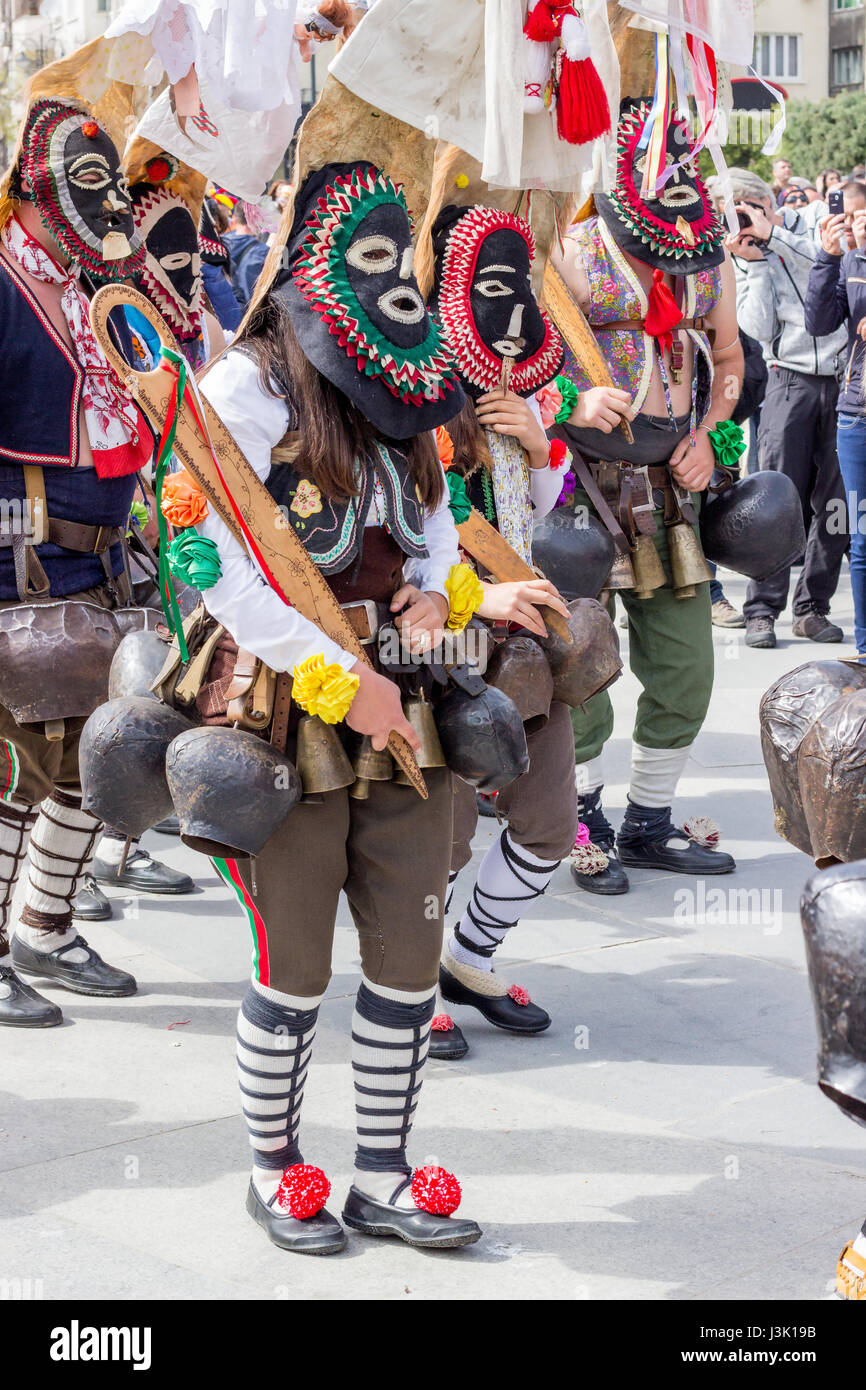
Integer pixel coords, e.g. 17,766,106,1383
238,292,444,507
446,396,493,479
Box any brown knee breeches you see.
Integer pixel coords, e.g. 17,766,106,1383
451,700,579,872
218,767,453,997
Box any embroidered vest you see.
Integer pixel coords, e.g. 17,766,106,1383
561,217,721,422
265,440,429,576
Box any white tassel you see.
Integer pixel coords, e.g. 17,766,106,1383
683,816,721,849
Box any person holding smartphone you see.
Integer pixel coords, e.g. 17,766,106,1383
805,180,866,659
727,170,849,650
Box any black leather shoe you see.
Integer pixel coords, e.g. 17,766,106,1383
617,803,735,877
73,875,113,922
94,848,193,895
439,963,551,1034
429,1016,469,1060
572,786,630,895
570,846,629,896
342,1184,481,1248
152,815,181,835
245,1180,346,1255
11,935,137,997
0,963,62,1028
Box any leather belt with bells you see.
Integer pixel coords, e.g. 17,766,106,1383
340,598,384,645
618,464,658,542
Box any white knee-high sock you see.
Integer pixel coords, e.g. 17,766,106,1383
574,754,605,798
17,793,100,954
352,978,436,1209
237,979,322,1205
449,829,559,973
0,801,36,959
628,743,693,809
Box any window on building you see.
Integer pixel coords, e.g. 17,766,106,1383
832,1,863,12
97,0,111,12
833,46,864,86
753,33,801,81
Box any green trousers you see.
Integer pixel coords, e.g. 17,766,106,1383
570,488,714,763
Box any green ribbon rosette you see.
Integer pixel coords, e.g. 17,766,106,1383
126,499,149,538
554,374,579,424
445,470,472,524
708,420,746,470
166,531,222,591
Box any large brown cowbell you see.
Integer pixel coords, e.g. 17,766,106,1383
535,598,623,709
760,661,866,857
801,861,866,1126
799,688,866,867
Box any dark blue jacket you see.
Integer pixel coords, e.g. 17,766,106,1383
804,247,866,415
202,262,242,332
223,231,269,309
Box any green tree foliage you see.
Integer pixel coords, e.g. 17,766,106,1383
783,92,866,179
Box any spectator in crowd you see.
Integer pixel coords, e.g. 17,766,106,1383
772,157,794,206
222,202,269,310
805,180,866,659
784,178,821,208
727,170,849,649
816,169,843,200
200,196,242,334
852,164,866,183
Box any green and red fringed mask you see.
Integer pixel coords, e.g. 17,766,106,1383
595,102,724,276
16,98,143,283
431,203,564,398
279,162,465,439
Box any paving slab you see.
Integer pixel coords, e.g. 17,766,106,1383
2,569,864,1300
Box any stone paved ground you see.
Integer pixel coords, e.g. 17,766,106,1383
2,569,864,1301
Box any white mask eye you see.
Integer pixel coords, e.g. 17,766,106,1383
160,252,192,270
476,278,514,298
68,153,111,190
346,234,398,274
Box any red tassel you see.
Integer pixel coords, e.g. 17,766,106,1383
643,269,682,355
555,54,611,146
524,2,559,42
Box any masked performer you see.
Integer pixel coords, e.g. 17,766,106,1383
0,98,151,1026
552,101,743,895
420,203,578,1061
193,161,482,1252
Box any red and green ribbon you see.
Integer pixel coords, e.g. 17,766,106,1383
153,347,189,660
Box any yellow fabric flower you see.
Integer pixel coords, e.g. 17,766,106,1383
444,562,484,633
290,479,323,519
292,653,359,724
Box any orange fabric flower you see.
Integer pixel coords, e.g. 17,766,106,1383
435,425,454,471
160,471,209,528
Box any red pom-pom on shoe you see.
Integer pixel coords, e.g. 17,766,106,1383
411,1165,462,1216
432,1013,455,1032
508,984,531,1006
276,1163,330,1220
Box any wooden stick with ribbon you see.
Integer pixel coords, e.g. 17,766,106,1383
89,285,427,799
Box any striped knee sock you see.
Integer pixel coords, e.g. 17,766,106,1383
0,802,36,959
449,828,559,973
352,978,436,1208
17,792,100,954
237,980,322,1204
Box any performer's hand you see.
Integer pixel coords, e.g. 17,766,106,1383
670,429,716,492
390,584,449,655
346,662,421,753
475,389,550,468
477,578,569,638
569,386,635,433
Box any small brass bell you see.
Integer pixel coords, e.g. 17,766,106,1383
348,736,394,801
295,714,355,799
393,694,446,785
631,533,667,600
602,547,636,594
666,521,713,600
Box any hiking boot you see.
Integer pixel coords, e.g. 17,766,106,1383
712,598,745,629
745,616,776,649
792,610,844,643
